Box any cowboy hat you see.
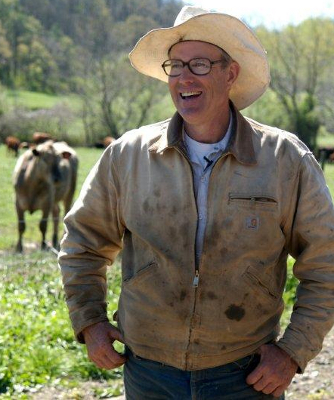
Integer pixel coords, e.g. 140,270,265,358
129,6,270,110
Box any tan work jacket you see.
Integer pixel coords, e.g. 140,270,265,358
59,107,334,372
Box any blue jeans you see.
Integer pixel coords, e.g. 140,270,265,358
124,348,284,399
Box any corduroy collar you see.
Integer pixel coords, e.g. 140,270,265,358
149,103,257,166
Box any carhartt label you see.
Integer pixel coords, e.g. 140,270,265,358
245,217,259,230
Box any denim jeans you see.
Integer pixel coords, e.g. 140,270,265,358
123,348,285,400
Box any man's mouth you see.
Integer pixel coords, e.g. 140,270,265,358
180,91,202,99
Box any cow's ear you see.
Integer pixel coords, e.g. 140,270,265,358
62,151,71,159
32,149,40,156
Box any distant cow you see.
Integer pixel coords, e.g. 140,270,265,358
317,147,334,170
32,132,53,144
103,136,115,148
5,136,21,157
94,136,115,149
13,140,78,252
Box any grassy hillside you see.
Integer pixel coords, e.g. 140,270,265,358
3,89,82,111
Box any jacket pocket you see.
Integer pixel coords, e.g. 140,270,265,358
123,261,158,287
229,193,278,209
243,265,280,302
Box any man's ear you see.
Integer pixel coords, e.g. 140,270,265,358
227,61,240,86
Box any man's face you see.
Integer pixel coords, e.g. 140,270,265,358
168,41,238,128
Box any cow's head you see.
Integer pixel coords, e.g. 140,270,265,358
32,141,62,182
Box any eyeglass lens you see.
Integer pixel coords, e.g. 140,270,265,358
163,58,211,76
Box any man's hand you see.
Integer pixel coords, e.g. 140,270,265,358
246,344,298,397
82,321,126,370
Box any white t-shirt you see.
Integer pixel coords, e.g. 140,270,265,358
184,113,233,265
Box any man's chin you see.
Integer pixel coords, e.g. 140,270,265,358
178,107,203,124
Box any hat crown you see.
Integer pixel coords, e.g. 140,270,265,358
174,6,211,26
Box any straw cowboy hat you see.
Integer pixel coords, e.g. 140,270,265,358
129,6,270,110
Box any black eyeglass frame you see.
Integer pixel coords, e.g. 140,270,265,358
161,58,224,77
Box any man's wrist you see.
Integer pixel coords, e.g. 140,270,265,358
274,344,299,372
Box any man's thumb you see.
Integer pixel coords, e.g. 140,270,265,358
109,326,125,344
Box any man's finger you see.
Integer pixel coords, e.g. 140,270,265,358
101,354,126,370
252,377,270,392
104,346,127,366
108,326,125,344
272,385,286,398
90,351,126,370
246,363,264,385
262,382,279,395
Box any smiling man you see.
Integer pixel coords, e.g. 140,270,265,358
59,6,334,400
166,41,239,143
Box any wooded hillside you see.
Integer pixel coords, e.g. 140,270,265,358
1,0,334,149
0,0,182,93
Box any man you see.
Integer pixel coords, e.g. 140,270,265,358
59,6,334,399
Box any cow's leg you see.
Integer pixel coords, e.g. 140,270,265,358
52,203,60,249
63,190,75,215
16,203,25,253
40,210,49,250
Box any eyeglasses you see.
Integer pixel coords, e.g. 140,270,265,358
161,58,224,77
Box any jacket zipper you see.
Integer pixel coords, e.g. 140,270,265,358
175,145,229,368
174,145,198,275
174,145,201,368
192,269,199,287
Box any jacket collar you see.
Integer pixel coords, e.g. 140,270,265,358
149,103,257,166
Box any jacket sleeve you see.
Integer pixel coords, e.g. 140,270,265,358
58,145,124,342
276,152,334,372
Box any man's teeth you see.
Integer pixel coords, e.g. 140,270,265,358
181,91,201,98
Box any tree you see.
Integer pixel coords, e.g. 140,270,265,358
0,22,12,83
254,19,334,149
80,54,168,144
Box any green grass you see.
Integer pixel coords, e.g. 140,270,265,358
316,132,334,148
0,252,123,399
1,89,85,146
324,163,334,194
3,89,82,111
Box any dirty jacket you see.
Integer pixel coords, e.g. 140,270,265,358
59,106,334,372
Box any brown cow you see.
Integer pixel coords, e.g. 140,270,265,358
5,136,21,157
103,136,115,148
32,132,53,144
13,140,78,252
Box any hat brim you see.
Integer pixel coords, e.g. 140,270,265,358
129,13,270,110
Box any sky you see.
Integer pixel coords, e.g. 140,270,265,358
187,0,334,28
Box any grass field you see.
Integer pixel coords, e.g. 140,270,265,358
3,89,82,112
1,144,334,398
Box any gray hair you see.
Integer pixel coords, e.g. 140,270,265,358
168,40,233,68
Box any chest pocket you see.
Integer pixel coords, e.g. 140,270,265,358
227,193,280,242
228,193,278,210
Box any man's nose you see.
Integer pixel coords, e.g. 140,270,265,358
178,64,195,84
